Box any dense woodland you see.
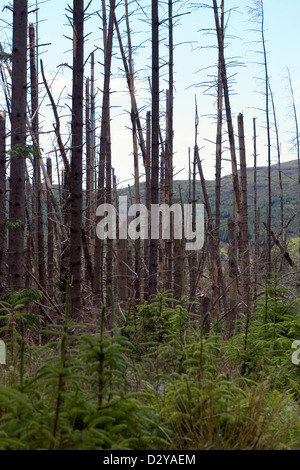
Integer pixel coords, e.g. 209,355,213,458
0,0,299,451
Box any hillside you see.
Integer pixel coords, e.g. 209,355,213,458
119,159,299,242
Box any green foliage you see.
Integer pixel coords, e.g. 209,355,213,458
0,289,299,450
124,291,192,378
159,374,300,450
0,294,168,450
226,274,300,395
0,280,43,364
0,51,12,62
7,144,42,160
4,220,25,231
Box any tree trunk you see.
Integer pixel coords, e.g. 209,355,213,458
238,113,250,312
165,0,174,292
227,217,238,329
8,0,28,290
260,1,272,275
70,0,84,317
29,22,46,290
125,0,141,302
94,0,116,311
212,0,242,286
0,112,6,294
173,185,185,299
47,158,55,300
144,110,151,299
214,0,227,316
149,0,160,297
253,118,259,301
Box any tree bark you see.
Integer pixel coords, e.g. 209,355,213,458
47,158,55,300
253,118,259,301
238,113,250,311
8,0,28,290
94,0,116,310
212,0,242,280
0,112,6,294
29,23,46,290
149,0,160,297
70,0,84,317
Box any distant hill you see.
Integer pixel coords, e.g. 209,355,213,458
119,159,300,242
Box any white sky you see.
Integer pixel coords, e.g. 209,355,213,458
1,0,300,189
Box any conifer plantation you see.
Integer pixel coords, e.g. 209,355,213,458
0,0,299,451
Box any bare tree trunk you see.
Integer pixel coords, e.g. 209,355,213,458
70,0,84,317
173,185,185,299
215,1,223,245
212,0,241,229
189,148,197,300
238,113,250,312
125,0,141,302
253,117,259,301
164,0,174,292
8,0,28,290
47,158,55,300
158,148,165,288
40,61,71,181
144,110,151,299
195,145,218,318
90,53,95,260
0,112,6,294
269,84,284,253
29,22,46,290
213,0,242,306
214,0,227,316
149,0,160,297
260,1,272,275
227,217,238,329
85,76,95,285
94,0,116,310
25,177,33,289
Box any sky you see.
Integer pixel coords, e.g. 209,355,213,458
1,0,300,189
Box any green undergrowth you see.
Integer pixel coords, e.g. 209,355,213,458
0,281,299,450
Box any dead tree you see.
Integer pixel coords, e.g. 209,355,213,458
253,117,260,300
149,0,160,297
70,0,84,317
47,158,55,300
269,84,284,249
0,112,6,294
94,0,116,310
173,185,185,300
85,54,95,279
8,0,28,290
212,0,242,292
144,111,151,299
248,0,272,274
227,217,238,327
238,113,250,311
164,0,174,292
125,0,141,302
29,22,46,290
214,0,227,316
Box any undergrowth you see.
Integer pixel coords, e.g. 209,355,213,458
0,279,299,450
